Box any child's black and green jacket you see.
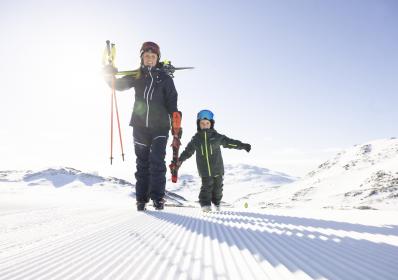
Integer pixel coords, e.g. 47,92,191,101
178,128,247,177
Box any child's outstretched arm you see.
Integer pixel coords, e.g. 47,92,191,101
178,136,196,165
220,135,251,152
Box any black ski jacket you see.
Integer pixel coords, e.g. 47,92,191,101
106,66,178,130
179,129,246,177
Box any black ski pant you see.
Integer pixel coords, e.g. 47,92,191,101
199,175,223,206
133,126,169,203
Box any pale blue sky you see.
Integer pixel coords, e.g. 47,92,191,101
0,0,397,178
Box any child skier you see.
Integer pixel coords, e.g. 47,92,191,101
176,110,251,212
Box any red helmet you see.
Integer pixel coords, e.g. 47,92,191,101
140,41,161,58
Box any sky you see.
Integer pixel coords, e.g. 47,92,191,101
0,0,397,180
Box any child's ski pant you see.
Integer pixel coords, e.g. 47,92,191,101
199,176,224,206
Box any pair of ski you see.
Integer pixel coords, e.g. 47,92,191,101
116,60,194,79
169,112,182,183
103,40,188,183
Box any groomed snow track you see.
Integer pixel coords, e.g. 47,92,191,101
0,207,397,280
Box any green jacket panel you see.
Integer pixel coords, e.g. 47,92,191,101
179,129,246,177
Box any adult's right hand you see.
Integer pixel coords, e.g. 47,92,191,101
103,65,118,76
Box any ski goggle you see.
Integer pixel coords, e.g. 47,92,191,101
197,110,214,121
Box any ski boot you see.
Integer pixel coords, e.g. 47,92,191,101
201,205,211,213
153,198,165,210
213,204,221,212
137,201,147,211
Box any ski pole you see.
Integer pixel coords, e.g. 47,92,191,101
110,78,114,164
113,76,125,161
104,40,125,164
111,43,125,162
105,40,115,164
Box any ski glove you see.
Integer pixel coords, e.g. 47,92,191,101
170,160,182,174
103,65,118,76
242,143,251,153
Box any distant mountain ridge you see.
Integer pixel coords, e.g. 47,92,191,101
0,167,185,206
0,164,298,207
0,167,132,187
3,138,396,211
247,138,398,210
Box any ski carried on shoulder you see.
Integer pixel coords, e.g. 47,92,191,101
115,60,194,78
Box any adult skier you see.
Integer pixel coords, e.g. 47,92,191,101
103,42,181,211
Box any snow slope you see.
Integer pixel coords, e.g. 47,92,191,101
168,164,296,206
0,195,397,280
1,164,398,279
0,154,398,280
246,138,398,210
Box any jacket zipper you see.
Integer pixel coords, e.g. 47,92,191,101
204,131,211,176
146,68,154,127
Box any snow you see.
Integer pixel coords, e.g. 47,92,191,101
1,138,398,279
1,163,398,279
247,138,398,210
168,163,296,206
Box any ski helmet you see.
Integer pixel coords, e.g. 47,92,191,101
197,109,215,130
197,109,214,121
140,41,161,58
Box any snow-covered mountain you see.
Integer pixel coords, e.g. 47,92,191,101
0,164,296,208
0,167,186,206
0,167,132,187
167,163,297,206
248,138,398,210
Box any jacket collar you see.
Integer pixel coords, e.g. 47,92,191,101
141,65,162,75
198,128,217,136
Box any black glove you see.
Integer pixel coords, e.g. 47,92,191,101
103,65,118,76
242,143,251,153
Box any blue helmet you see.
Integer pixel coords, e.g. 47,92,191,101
197,109,214,121
197,109,215,131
